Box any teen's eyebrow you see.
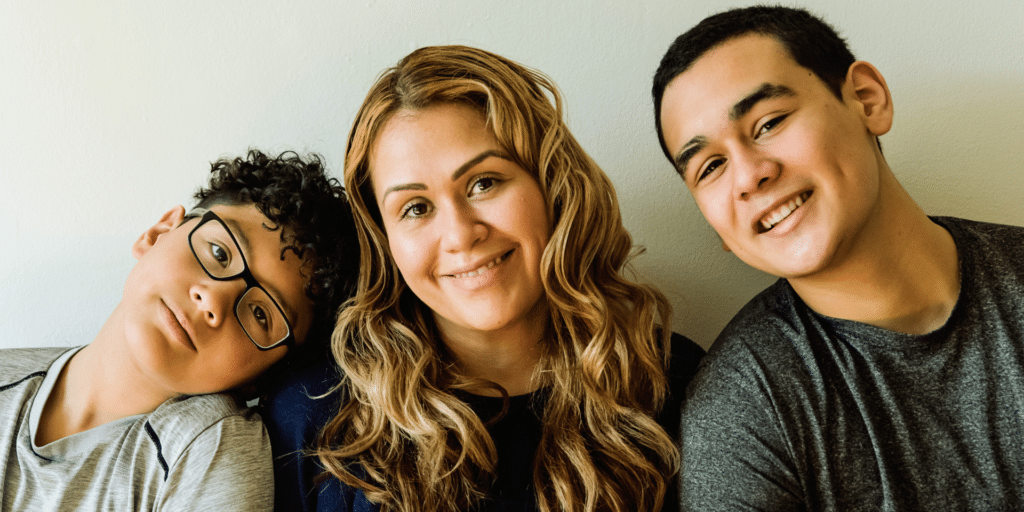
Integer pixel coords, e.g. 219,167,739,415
672,83,797,177
729,83,796,121
380,150,509,203
673,135,709,177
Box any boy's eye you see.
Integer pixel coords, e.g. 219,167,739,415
251,305,271,331
208,243,230,265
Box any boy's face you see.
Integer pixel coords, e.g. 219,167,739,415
658,34,889,279
121,203,315,396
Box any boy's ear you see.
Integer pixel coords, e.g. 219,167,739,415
132,205,187,259
845,60,893,137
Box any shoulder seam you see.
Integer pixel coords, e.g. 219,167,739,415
144,421,170,481
0,371,47,394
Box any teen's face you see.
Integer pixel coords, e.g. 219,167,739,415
370,103,551,340
659,34,887,279
122,203,314,396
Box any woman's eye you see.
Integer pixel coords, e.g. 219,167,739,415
470,177,498,195
756,114,788,138
400,201,431,219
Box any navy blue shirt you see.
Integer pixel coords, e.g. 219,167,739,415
264,333,704,512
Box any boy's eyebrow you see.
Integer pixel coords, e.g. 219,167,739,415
672,83,796,176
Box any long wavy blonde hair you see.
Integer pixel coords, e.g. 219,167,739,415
317,45,677,512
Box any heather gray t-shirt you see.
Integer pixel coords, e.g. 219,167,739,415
681,217,1024,511
0,347,274,511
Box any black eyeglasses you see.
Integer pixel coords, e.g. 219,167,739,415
187,209,294,351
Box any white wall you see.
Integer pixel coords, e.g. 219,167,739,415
1,0,1022,350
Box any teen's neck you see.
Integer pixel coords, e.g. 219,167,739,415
35,306,177,445
789,177,959,335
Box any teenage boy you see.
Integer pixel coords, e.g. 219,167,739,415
652,6,1024,511
0,150,358,510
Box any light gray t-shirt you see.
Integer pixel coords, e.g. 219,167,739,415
0,346,273,511
681,217,1024,511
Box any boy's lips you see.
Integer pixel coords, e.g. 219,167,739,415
161,300,197,351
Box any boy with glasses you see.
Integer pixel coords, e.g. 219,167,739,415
0,150,358,510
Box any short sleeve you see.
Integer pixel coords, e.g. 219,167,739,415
681,350,805,511
156,413,274,512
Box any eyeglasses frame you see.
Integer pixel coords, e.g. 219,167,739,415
185,208,295,351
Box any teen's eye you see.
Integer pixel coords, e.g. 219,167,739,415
469,176,500,196
400,200,432,220
756,114,788,138
696,158,726,182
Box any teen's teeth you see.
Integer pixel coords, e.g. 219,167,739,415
761,194,806,231
454,253,505,278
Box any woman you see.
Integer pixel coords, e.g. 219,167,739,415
264,45,704,512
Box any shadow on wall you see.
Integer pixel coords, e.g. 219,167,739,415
888,75,1024,223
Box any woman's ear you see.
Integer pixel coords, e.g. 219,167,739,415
845,60,894,137
132,205,186,259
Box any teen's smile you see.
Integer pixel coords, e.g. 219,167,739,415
755,190,813,234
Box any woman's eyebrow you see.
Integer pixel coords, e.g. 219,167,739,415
381,150,510,202
451,150,508,181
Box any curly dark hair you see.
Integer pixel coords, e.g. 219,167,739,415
189,149,359,356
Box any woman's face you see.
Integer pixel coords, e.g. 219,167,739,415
369,103,551,340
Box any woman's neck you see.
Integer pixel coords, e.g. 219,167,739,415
435,301,547,397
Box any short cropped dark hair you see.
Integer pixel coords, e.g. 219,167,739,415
191,149,358,350
652,5,856,161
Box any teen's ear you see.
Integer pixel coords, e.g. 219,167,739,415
845,61,893,137
132,205,187,259
720,237,732,252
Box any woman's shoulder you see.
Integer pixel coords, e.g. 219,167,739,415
657,332,706,441
667,332,705,388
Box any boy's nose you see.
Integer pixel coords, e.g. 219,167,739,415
190,279,245,328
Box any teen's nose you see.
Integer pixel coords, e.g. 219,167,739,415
440,202,488,253
733,148,781,200
190,279,245,328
